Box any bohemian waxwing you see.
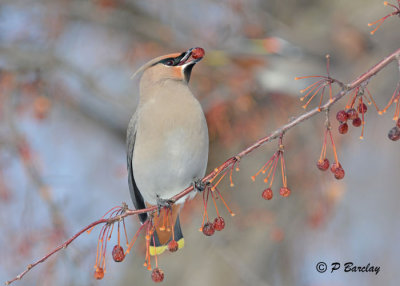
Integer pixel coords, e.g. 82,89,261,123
127,47,208,255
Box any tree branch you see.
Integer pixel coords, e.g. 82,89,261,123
5,47,400,285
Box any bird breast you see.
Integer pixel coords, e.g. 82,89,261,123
132,82,209,205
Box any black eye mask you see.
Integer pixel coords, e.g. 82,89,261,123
158,52,186,66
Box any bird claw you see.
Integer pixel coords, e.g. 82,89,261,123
156,195,174,215
193,178,207,192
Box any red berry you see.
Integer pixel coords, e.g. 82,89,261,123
316,158,330,171
346,108,358,120
262,188,273,200
202,222,215,236
352,117,362,127
338,122,348,134
191,47,205,59
388,126,400,141
151,268,164,283
336,110,348,122
213,216,225,231
112,245,125,262
334,167,345,179
358,103,367,114
397,119,400,128
330,162,342,173
94,267,104,280
167,240,179,252
279,187,291,197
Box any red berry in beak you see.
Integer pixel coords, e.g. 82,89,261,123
191,47,205,59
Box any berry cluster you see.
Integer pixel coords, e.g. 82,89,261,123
92,205,130,281
252,136,291,200
91,204,186,283
199,183,233,237
294,54,339,111
202,217,226,236
336,106,365,135
316,126,345,180
343,87,378,139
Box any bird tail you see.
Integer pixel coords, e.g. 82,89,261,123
149,205,184,256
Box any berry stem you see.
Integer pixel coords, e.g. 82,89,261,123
319,129,328,161
152,234,158,268
126,221,148,254
268,153,280,188
229,164,235,187
300,79,324,94
169,210,175,241
328,130,339,164
117,222,120,246
302,83,326,108
200,190,207,231
210,190,220,217
295,75,329,80
215,188,235,216
122,219,129,247
101,206,122,219
365,88,381,112
280,154,287,187
205,189,210,222
360,97,365,139
252,153,276,181
211,170,227,191
318,86,326,111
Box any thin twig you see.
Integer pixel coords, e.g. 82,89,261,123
5,47,400,285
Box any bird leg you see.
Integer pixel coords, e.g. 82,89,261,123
156,195,174,215
192,178,207,192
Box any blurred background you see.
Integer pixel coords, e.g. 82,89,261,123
1,0,399,285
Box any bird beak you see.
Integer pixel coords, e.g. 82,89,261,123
178,47,204,66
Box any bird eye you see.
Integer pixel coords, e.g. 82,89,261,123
165,60,174,66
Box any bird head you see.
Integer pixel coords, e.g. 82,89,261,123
132,47,205,85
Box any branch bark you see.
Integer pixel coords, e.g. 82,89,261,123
5,47,400,286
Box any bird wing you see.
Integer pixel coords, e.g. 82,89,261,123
127,112,148,223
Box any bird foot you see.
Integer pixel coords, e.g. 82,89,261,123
156,195,174,215
192,178,207,192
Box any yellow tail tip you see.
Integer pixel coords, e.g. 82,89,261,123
149,238,184,256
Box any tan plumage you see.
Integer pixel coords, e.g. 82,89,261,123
127,47,208,254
